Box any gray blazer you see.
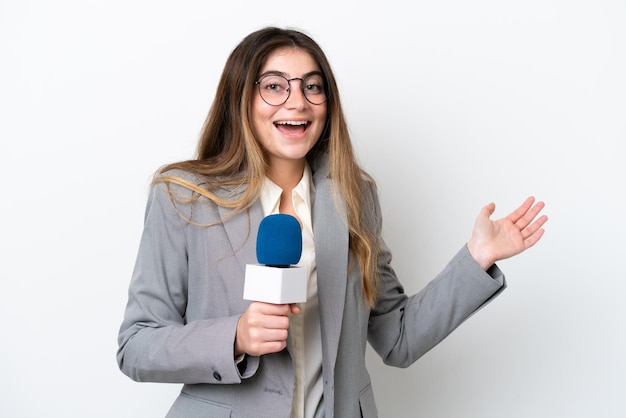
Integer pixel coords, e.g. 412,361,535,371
117,157,505,418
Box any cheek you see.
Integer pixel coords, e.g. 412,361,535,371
315,108,328,136
250,102,275,136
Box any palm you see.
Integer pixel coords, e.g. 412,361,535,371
468,197,548,270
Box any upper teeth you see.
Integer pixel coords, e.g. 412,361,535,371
275,121,307,126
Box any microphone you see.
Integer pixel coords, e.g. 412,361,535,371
256,214,302,267
243,214,308,304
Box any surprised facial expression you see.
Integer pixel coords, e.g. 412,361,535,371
251,47,327,169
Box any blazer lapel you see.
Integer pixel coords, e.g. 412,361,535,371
216,189,264,274
312,162,349,377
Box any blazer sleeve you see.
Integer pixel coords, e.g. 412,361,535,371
365,184,506,368
116,179,258,384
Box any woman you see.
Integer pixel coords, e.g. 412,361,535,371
117,27,547,418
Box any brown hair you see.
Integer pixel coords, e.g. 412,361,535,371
156,27,380,306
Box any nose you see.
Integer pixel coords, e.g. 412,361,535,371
285,79,307,109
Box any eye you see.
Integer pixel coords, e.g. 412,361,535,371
304,83,321,93
303,76,325,94
260,76,288,94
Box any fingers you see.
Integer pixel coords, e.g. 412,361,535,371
252,301,293,316
521,213,548,247
508,196,547,249
506,196,535,224
235,302,296,357
524,225,546,249
507,197,547,230
516,204,543,231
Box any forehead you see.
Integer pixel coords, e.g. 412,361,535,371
260,47,320,76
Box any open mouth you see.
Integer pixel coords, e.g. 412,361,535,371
274,120,310,134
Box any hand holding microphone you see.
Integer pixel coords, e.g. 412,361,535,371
236,214,307,357
235,301,300,357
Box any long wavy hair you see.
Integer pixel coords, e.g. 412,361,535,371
156,27,380,306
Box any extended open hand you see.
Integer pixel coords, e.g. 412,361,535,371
467,196,548,270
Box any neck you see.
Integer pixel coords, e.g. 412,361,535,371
266,158,306,191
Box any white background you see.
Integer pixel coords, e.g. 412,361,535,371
1,1,625,417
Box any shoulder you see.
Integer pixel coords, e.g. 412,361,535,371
147,168,227,225
153,167,207,190
152,168,242,200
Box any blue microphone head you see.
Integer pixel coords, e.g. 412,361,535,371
256,214,302,267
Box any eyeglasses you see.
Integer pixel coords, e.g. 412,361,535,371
254,73,328,106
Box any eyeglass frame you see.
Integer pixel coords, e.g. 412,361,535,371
254,72,329,106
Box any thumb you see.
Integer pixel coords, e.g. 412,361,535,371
481,202,496,219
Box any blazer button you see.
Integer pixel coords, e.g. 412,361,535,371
213,371,222,381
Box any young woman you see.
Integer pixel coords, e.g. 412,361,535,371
117,27,547,418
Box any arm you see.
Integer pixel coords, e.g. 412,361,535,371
367,191,546,367
116,180,258,384
368,242,505,368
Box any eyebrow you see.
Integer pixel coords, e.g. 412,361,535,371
257,70,324,79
